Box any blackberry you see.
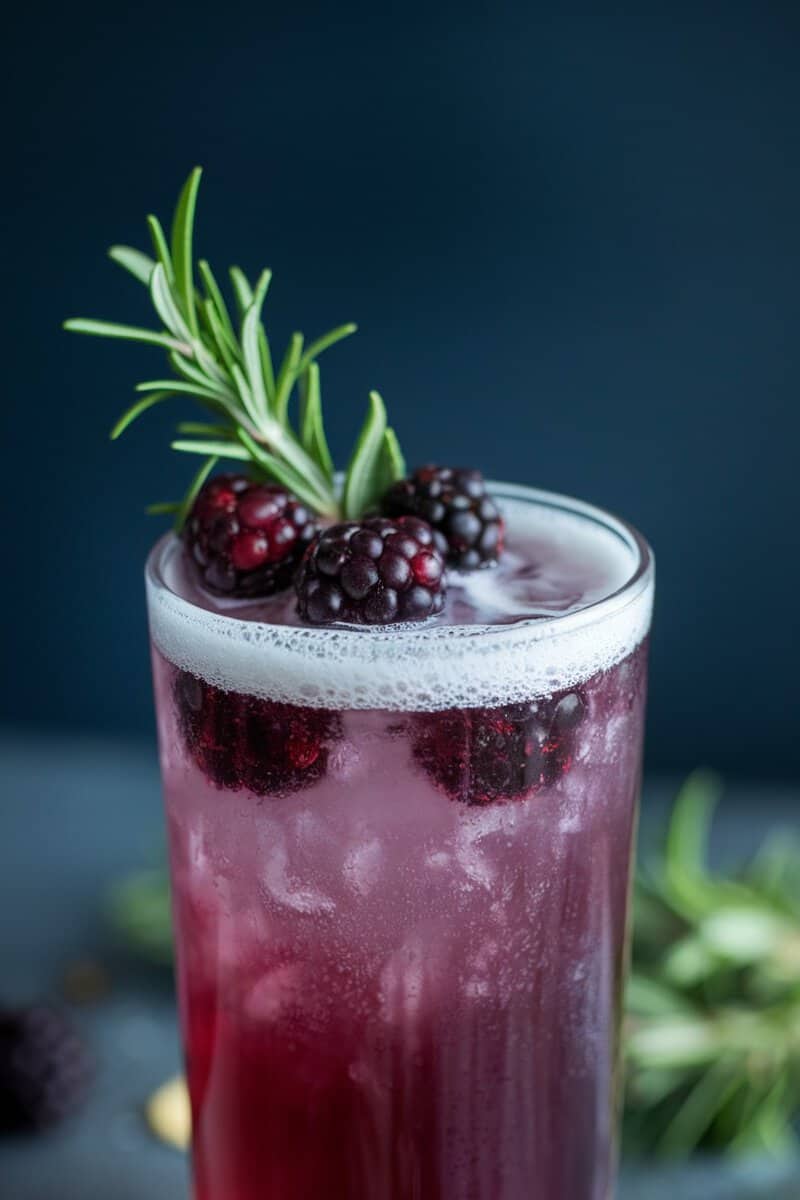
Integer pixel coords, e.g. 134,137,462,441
296,516,446,625
412,690,586,805
382,466,504,569
184,474,317,598
174,671,340,797
0,1006,91,1133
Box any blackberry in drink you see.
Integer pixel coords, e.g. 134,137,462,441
68,171,654,1200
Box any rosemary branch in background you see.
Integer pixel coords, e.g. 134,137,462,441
109,773,800,1160
625,771,800,1159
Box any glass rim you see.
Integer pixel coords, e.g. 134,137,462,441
145,481,654,649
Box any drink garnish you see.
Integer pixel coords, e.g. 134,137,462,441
65,169,506,614
183,473,317,597
382,466,505,567
296,516,446,625
64,168,406,525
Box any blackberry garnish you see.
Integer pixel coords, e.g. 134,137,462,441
296,517,446,625
382,466,505,568
184,474,316,597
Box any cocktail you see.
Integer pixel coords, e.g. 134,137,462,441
68,171,654,1200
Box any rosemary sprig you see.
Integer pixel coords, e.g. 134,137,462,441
64,167,405,522
625,771,800,1159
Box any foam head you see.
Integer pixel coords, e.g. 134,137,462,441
146,484,654,711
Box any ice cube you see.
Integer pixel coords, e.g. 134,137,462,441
601,714,626,762
187,824,210,871
464,977,491,998
558,811,582,833
472,938,500,972
425,851,451,869
245,962,303,1022
171,815,215,898
379,934,426,1024
328,739,363,782
463,938,500,999
215,901,273,976
343,837,383,896
455,805,517,890
293,808,330,847
262,836,335,915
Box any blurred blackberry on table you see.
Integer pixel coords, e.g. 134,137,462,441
0,1005,91,1133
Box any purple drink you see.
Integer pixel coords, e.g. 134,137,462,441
63,167,654,1198
147,483,653,1200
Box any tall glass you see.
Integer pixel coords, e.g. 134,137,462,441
146,484,653,1200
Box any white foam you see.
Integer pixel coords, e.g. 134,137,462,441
146,484,653,711
452,500,635,618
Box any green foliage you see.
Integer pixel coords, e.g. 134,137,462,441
342,391,390,519
65,168,405,523
108,870,173,965
625,771,800,1158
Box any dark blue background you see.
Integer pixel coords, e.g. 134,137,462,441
4,0,798,776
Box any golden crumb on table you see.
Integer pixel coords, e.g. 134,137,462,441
146,1075,191,1150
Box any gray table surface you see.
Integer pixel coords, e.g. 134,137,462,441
1,731,798,1200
